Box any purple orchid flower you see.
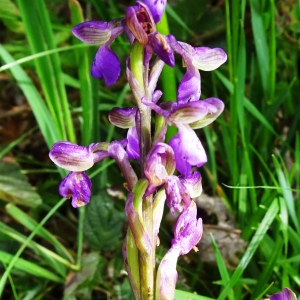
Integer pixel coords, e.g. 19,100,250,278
172,201,203,255
59,171,92,208
167,35,227,103
270,288,297,300
165,175,191,214
72,19,124,86
169,123,207,175
165,171,202,214
125,1,174,66
108,107,140,161
156,201,202,298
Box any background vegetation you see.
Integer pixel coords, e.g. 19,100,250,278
0,0,299,299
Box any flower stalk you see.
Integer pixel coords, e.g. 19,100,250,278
49,1,227,298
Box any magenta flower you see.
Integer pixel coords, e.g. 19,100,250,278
59,172,92,208
270,288,297,300
169,123,207,175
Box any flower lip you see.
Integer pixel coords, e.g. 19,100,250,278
169,123,207,175
172,201,203,255
59,172,92,208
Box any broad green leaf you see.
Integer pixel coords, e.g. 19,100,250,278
0,161,42,207
84,193,125,251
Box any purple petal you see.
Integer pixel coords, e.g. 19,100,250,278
191,46,227,71
155,246,180,300
172,201,203,255
144,143,175,186
165,175,191,214
149,32,174,67
126,126,140,161
177,60,200,103
169,101,209,124
72,21,111,44
169,124,207,175
181,171,202,198
143,0,167,23
108,107,137,128
59,172,92,208
72,19,123,44
190,97,225,129
270,288,297,300
91,45,121,86
49,141,95,171
125,3,155,45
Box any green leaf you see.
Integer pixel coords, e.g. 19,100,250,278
217,200,279,300
175,290,215,300
0,161,42,207
0,250,64,283
84,193,125,251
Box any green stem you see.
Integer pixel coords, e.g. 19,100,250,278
130,41,155,299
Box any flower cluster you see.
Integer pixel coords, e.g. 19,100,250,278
49,0,227,298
